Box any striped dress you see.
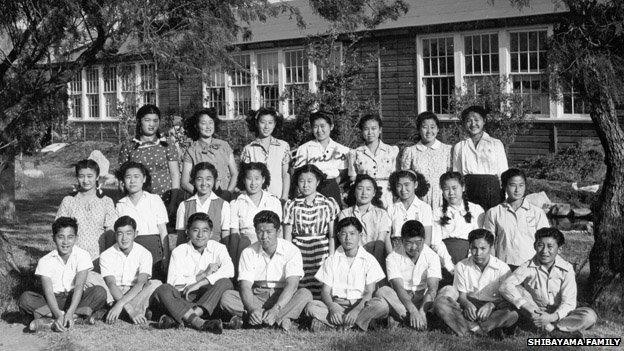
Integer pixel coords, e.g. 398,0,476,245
283,193,339,296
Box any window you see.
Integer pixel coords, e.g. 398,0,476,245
205,69,226,117
69,71,82,119
103,66,117,118
422,37,454,114
464,33,499,95
256,52,280,109
563,82,589,115
140,64,156,105
85,68,99,118
284,49,308,115
510,30,549,114
120,65,138,115
232,54,251,118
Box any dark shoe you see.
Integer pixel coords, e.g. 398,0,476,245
87,309,107,325
28,318,53,333
156,314,179,329
202,319,223,334
144,309,153,321
310,318,331,332
224,316,243,330
549,329,583,338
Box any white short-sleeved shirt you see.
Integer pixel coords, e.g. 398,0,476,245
386,245,441,292
452,132,508,177
454,255,510,302
167,241,234,288
432,201,485,243
99,243,152,287
483,199,550,266
35,246,93,294
315,246,385,300
116,192,168,236
238,238,304,288
387,198,433,237
229,191,283,240
294,139,350,179
175,193,230,231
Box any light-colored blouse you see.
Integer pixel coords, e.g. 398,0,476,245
401,139,452,209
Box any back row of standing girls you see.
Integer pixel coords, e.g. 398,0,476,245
58,103,549,298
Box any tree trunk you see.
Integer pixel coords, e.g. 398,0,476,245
0,143,16,224
587,95,624,313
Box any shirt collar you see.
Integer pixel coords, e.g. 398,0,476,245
416,139,441,151
118,192,147,204
467,255,503,271
528,255,570,272
186,192,218,203
113,243,136,256
502,198,531,211
351,204,373,215
336,245,367,260
51,247,76,260
184,241,213,256
313,138,336,150
241,190,270,205
250,136,281,147
256,238,286,257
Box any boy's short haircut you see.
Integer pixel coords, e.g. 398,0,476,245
534,227,565,246
401,220,425,240
468,229,495,246
114,215,137,232
187,212,214,230
52,217,78,237
336,217,363,234
253,210,281,231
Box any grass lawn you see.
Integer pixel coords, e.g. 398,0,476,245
1,143,622,350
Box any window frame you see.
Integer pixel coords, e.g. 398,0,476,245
67,62,158,122
416,25,589,121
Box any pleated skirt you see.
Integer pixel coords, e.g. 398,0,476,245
464,174,502,211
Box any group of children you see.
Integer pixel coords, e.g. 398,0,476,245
19,104,597,338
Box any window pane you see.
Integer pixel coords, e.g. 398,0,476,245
424,77,454,114
512,74,548,114
464,34,498,75
86,68,98,94
257,52,278,85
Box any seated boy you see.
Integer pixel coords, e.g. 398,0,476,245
19,217,107,332
434,229,518,336
500,227,597,336
375,220,440,330
305,217,388,332
151,212,234,333
99,216,162,324
220,210,312,331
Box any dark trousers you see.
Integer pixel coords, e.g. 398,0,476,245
19,286,107,319
464,174,502,211
134,235,166,281
151,278,233,324
318,178,343,209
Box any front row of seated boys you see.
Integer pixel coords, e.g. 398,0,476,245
19,211,597,337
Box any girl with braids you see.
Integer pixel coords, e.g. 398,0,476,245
241,107,291,200
431,171,485,274
181,108,238,200
56,159,118,261
483,168,549,270
386,170,433,247
338,174,392,267
118,104,180,197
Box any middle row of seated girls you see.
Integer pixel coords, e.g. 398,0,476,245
120,103,508,216
59,152,548,302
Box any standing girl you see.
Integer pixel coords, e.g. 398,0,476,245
56,159,118,261
294,111,350,208
115,161,170,280
401,112,452,209
452,106,508,211
386,170,433,245
181,108,238,200
432,171,485,273
348,114,399,208
241,107,291,200
175,162,230,246
119,104,180,197
283,164,340,296
483,168,549,270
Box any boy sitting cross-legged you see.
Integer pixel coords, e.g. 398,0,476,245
19,217,107,332
151,212,234,333
500,227,597,336
99,216,162,325
375,220,441,330
434,229,518,336
305,217,388,332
